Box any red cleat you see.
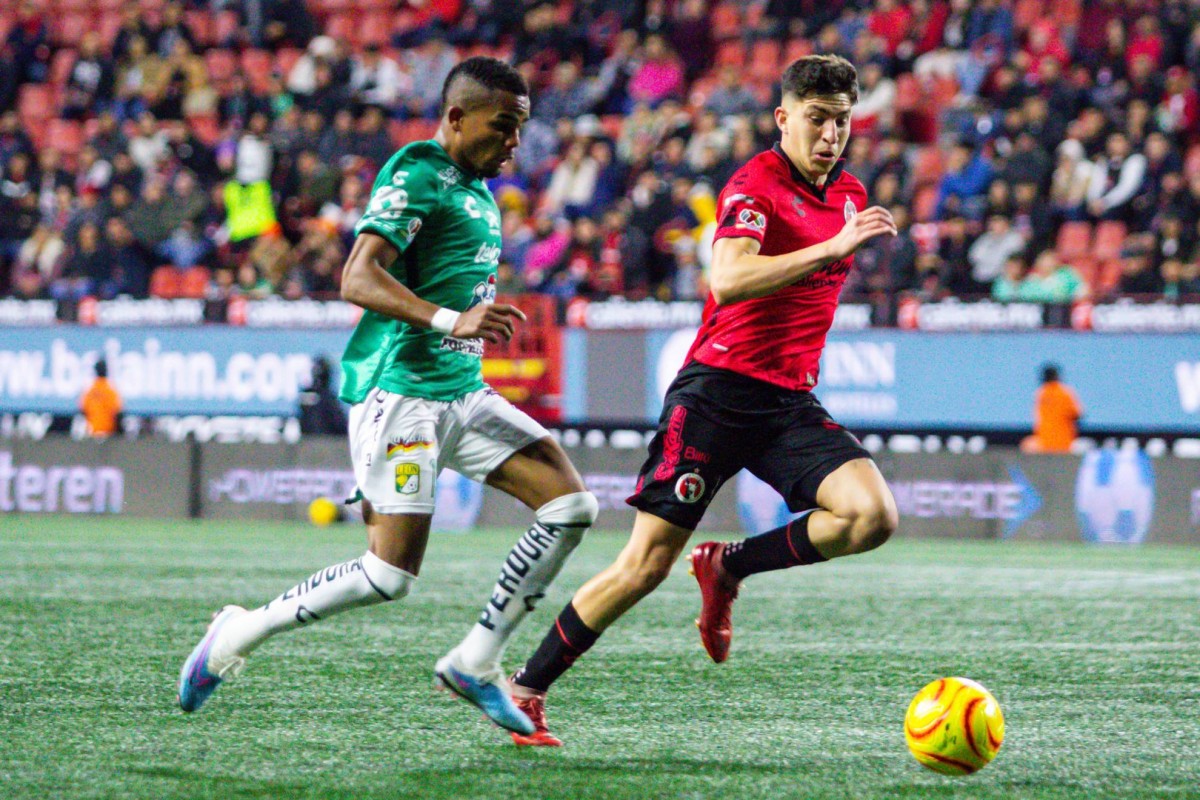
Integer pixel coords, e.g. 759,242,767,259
509,690,562,747
688,541,740,663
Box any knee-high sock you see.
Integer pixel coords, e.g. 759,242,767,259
456,491,598,671
217,551,415,658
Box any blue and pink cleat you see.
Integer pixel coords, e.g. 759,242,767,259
178,605,247,713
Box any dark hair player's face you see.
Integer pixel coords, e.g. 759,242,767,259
777,93,853,183
456,91,530,178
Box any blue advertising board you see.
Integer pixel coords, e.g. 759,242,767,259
0,327,349,415
640,329,1200,432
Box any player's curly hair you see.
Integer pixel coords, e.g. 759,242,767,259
441,57,529,113
781,55,859,104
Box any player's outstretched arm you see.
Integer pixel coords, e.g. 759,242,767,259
340,232,525,343
710,206,897,305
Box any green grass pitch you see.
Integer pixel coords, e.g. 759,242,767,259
4,516,1200,800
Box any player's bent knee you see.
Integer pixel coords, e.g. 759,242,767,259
849,501,898,553
361,551,417,601
536,491,600,546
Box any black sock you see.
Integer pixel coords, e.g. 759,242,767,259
512,602,600,694
721,513,827,580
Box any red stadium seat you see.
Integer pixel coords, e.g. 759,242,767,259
185,10,214,46
782,37,813,67
18,84,55,121
187,114,222,146
1092,220,1126,261
178,267,211,299
204,49,238,83
50,49,77,87
241,49,275,93
1094,259,1123,295
1055,221,1092,261
715,40,745,68
912,146,944,187
99,12,122,47
324,12,357,45
1013,0,1041,32
214,9,240,44
54,13,89,46
710,2,741,40
47,119,84,157
360,12,391,47
149,266,182,299
275,47,303,79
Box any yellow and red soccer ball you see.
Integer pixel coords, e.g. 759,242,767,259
904,677,1005,775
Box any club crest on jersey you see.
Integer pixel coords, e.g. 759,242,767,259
736,209,766,232
394,463,420,494
844,199,857,221
675,472,706,503
468,273,497,309
405,217,422,242
438,167,460,187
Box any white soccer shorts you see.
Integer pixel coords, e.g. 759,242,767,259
347,386,549,515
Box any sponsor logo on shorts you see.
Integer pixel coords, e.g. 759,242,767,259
439,336,485,357
395,463,421,494
736,208,766,232
387,438,433,458
675,472,706,503
654,406,688,481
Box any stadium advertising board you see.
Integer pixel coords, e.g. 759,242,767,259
0,439,190,517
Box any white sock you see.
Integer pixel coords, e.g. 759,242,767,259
457,492,598,672
218,551,414,658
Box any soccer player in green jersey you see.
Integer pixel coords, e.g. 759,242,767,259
179,58,598,736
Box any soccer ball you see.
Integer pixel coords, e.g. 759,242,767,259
904,677,1004,775
308,497,341,526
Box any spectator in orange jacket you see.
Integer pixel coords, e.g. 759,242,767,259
80,359,122,437
1022,363,1083,453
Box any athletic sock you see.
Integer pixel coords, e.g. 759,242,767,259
721,513,827,580
511,602,600,694
217,551,414,658
455,493,595,672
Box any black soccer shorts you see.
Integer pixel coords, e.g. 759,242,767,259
626,362,872,531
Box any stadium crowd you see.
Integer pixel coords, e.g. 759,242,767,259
1,0,1199,312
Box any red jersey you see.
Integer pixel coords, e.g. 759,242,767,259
685,144,867,392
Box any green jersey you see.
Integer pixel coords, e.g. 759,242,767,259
339,140,503,404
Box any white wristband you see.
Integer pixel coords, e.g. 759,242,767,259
430,307,460,335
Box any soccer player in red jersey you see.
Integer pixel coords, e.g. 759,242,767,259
506,55,900,746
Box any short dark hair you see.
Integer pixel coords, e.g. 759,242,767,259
95,359,108,378
441,56,529,114
1041,363,1060,383
781,55,859,104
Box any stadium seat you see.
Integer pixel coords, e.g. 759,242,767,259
325,12,357,45
360,12,391,47
54,13,89,46
1013,0,1042,32
912,146,945,187
1092,221,1126,261
710,2,741,40
1055,221,1092,261
47,119,84,158
1094,259,1123,296
749,40,781,81
894,73,920,111
715,40,745,68
912,185,938,223
204,50,238,84
1185,144,1200,178
275,47,303,79
149,266,182,299
18,84,55,121
178,267,211,299
214,9,240,45
187,114,222,146
782,38,813,67
242,49,275,94
50,49,77,87
185,10,214,46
